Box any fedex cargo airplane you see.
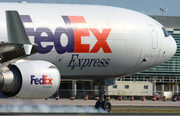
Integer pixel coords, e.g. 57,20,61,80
0,2,177,112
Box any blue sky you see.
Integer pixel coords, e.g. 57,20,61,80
0,0,179,16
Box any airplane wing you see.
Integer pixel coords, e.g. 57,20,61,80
0,11,38,64
0,43,37,63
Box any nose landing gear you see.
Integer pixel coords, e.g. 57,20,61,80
95,80,112,112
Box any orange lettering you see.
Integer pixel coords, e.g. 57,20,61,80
90,28,112,53
68,16,90,53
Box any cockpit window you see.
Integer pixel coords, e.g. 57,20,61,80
162,27,170,37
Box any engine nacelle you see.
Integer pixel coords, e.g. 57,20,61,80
0,60,60,99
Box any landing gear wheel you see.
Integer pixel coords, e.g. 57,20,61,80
95,100,101,109
94,80,112,112
102,101,111,112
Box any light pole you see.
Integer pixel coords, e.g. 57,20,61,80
160,8,168,16
109,0,111,6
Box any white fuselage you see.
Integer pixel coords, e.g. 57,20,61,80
0,3,177,79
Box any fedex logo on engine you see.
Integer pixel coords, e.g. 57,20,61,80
30,75,52,85
20,15,112,54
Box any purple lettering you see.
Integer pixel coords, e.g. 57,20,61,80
80,59,90,70
31,75,35,84
35,27,54,54
77,59,84,67
93,59,100,67
67,54,79,67
30,75,52,85
40,76,44,84
20,15,34,36
105,59,110,67
67,54,110,70
53,16,74,54
35,78,39,85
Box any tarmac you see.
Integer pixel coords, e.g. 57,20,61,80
0,98,180,106
0,99,179,115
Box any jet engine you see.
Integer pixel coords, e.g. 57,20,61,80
0,60,60,99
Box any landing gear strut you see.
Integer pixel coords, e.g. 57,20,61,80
95,80,111,112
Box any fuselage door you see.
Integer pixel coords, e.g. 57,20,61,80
149,25,158,49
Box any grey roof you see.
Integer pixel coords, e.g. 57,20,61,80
150,15,180,28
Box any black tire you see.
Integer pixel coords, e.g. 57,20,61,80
95,100,101,109
102,101,111,112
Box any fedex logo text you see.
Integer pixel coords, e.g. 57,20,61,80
20,15,112,54
31,75,52,85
